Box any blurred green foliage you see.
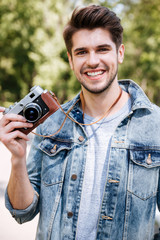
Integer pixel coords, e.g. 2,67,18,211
119,0,160,104
0,0,160,106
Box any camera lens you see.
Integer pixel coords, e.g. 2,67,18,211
23,103,42,123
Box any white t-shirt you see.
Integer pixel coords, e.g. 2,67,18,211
76,98,131,240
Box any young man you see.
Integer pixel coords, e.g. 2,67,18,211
0,5,160,240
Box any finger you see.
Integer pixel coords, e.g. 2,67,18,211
1,131,29,157
10,130,30,141
2,130,29,146
0,113,27,127
4,121,33,134
0,107,5,112
4,113,26,122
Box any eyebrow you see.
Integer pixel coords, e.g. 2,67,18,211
73,44,112,53
73,47,87,54
97,44,112,49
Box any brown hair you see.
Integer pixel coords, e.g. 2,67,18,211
63,5,123,55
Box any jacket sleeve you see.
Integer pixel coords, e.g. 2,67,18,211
5,126,43,224
5,190,39,224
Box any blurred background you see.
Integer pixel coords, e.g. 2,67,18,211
0,0,160,107
0,0,160,239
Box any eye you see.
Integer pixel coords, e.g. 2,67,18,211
97,47,110,53
76,50,87,56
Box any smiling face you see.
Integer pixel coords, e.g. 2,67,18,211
68,28,124,94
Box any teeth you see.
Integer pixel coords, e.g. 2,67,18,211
87,71,103,76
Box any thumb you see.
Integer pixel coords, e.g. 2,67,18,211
0,107,5,113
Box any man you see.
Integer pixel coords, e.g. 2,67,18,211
0,5,160,240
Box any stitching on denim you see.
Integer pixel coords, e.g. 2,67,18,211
127,189,157,201
39,146,72,156
42,180,63,187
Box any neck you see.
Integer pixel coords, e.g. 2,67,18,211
81,81,129,118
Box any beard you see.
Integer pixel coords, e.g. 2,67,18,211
80,64,118,94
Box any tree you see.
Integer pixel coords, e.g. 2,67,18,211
1,0,159,106
118,0,160,105
0,0,44,105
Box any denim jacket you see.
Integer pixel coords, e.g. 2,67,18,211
5,79,160,240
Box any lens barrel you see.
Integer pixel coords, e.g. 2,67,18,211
23,103,42,122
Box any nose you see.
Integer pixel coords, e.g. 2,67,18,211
86,52,100,68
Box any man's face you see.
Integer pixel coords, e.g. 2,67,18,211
68,28,124,94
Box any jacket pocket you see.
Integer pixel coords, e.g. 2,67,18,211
128,148,160,200
39,137,73,186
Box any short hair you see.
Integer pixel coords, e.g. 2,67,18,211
63,5,123,55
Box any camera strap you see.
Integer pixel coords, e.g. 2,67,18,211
32,87,122,138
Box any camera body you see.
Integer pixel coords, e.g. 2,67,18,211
3,86,60,134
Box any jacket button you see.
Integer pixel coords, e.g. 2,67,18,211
67,212,73,218
146,154,152,165
50,144,57,153
71,174,77,181
50,149,56,153
78,136,84,142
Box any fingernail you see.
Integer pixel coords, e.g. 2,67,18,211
0,106,5,111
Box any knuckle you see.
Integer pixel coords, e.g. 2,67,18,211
0,135,8,144
0,116,6,122
0,131,5,141
4,114,10,120
10,121,16,129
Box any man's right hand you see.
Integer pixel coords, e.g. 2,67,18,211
0,107,35,209
0,107,33,162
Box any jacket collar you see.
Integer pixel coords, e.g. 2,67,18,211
119,79,153,111
62,79,153,123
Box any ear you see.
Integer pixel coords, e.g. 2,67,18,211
67,52,73,70
118,44,125,64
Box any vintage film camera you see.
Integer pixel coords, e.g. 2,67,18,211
3,86,60,135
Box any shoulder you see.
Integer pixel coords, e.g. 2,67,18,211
151,103,160,119
152,103,160,112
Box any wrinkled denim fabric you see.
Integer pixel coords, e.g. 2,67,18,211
5,80,160,240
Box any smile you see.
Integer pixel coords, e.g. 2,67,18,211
86,71,104,76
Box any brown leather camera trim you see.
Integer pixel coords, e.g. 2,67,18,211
20,91,60,135
41,91,60,114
